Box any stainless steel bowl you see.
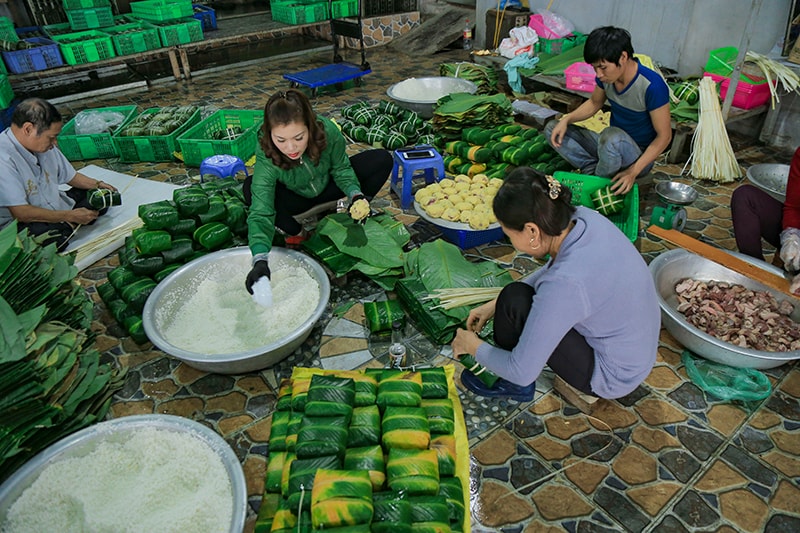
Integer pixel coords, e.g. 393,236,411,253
649,249,800,369
655,181,698,206
0,415,247,532
746,163,789,203
386,77,478,119
142,247,330,374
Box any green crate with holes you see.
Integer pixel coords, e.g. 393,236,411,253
151,17,203,46
66,6,115,30
51,30,116,64
58,105,139,160
0,16,18,42
63,0,110,9
0,75,14,109
130,0,194,22
102,21,161,55
177,109,263,166
270,1,330,25
112,106,202,162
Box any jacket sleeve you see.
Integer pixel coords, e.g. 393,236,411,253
247,149,279,256
324,119,362,200
782,146,800,231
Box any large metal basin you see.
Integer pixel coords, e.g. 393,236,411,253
649,249,800,369
386,76,478,119
143,247,330,374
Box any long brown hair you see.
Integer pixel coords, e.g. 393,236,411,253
259,89,327,169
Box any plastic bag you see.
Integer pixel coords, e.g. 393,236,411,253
74,110,127,135
681,351,772,401
536,9,575,39
499,26,538,59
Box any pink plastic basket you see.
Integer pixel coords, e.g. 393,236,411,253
528,14,561,39
703,72,771,110
565,62,596,93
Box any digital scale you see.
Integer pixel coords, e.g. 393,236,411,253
650,181,699,232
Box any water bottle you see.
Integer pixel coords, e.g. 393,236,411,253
388,320,409,369
463,19,473,51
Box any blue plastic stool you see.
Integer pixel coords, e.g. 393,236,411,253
391,146,446,209
199,154,249,182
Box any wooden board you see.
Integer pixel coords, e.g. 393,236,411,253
646,225,797,299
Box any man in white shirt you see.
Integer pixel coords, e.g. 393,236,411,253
0,97,117,250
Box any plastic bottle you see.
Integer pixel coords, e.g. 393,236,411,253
463,19,473,51
388,320,409,369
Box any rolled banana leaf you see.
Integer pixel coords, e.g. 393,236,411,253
287,455,341,510
127,249,165,277
409,495,450,524
459,354,499,388
96,281,120,304
153,263,181,283
87,188,121,209
280,452,295,496
270,498,298,532
285,411,303,452
386,448,439,495
347,404,381,448
296,416,348,458
438,476,465,527
119,277,157,313
135,229,172,256
166,217,196,236
174,185,210,216
107,265,141,290
291,375,312,412
160,237,194,264
381,406,430,450
430,435,456,477
311,469,373,512
138,200,179,230
421,398,455,436
371,491,413,533
268,411,289,452
363,299,405,333
276,378,293,411
196,194,227,225
265,450,287,493
254,493,280,533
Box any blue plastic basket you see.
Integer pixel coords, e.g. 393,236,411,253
438,225,505,249
192,4,217,31
2,37,64,74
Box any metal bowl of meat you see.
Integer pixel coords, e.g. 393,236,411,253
386,77,478,119
142,247,330,374
746,163,789,203
0,415,246,532
649,248,800,369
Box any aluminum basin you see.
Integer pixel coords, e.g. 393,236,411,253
143,247,330,374
386,76,478,119
649,248,800,369
746,163,789,203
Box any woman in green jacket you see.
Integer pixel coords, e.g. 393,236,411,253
244,89,392,293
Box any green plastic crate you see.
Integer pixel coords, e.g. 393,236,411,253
0,16,19,43
63,0,110,9
102,21,161,55
58,105,139,160
51,30,116,64
270,1,330,25
535,32,586,56
553,171,639,243
66,6,115,30
130,0,194,22
152,17,203,46
0,75,14,109
177,109,264,166
112,107,202,162
43,22,74,38
331,0,358,18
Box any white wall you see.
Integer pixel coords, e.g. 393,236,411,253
475,0,793,77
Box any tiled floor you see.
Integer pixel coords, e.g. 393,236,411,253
56,30,800,533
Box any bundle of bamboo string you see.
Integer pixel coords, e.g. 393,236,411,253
687,76,741,183
424,287,503,310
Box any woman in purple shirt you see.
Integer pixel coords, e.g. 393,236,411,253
451,167,660,412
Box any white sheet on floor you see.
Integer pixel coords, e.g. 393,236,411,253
62,165,181,271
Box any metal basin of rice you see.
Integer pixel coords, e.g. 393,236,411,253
746,163,789,203
386,76,478,119
649,249,800,369
142,247,330,374
0,415,247,532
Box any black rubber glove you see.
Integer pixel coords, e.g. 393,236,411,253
245,260,271,294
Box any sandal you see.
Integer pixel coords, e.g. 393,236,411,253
461,369,535,402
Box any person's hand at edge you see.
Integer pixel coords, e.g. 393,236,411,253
245,259,271,294
780,228,800,272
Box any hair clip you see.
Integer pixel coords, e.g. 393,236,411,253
278,91,287,99
545,175,561,200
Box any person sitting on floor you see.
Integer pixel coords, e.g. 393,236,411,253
243,88,392,294
451,166,660,412
545,26,672,195
731,146,800,293
0,97,118,251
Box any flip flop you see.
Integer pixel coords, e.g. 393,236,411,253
461,369,535,402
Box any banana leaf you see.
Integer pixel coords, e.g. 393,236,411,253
409,495,450,524
0,297,45,364
316,213,404,270
0,221,22,279
438,476,465,526
302,232,359,278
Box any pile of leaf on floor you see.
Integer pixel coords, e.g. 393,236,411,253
0,221,124,482
339,100,436,150
432,93,515,141
255,367,467,532
303,214,512,344
97,179,248,344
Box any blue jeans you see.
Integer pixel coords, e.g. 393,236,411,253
544,120,653,178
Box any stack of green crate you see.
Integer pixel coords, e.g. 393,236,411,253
129,0,203,46
0,16,17,76
270,0,330,25
101,20,162,55
64,0,115,31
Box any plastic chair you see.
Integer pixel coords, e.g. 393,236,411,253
391,146,445,209
199,154,248,182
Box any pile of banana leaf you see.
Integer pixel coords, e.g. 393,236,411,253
302,212,410,291
0,222,124,482
432,93,514,140
439,62,499,95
